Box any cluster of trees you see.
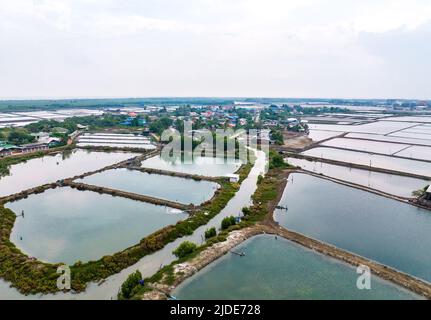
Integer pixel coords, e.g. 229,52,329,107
269,151,287,169
0,128,35,145
118,270,142,300
270,129,284,145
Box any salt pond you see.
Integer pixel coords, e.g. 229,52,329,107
173,235,419,300
141,155,241,177
307,130,342,142
394,146,431,161
0,149,138,197
303,147,431,177
77,142,156,149
274,173,431,283
79,168,220,205
5,187,187,264
287,158,429,198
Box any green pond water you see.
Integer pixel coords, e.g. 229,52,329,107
173,236,419,300
5,187,187,264
141,155,241,177
0,149,138,197
79,168,219,205
274,173,431,283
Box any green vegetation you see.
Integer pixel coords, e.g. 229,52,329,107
204,227,217,239
0,144,74,178
269,150,288,169
221,216,237,230
412,185,430,198
118,270,142,300
241,207,251,216
173,241,198,259
270,129,284,145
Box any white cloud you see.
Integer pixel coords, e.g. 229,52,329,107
0,0,430,99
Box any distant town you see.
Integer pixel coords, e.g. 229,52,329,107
1,98,430,157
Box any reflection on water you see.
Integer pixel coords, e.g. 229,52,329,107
275,173,431,283
174,235,419,300
0,150,266,299
0,149,138,197
6,187,187,264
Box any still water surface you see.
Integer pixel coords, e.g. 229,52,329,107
79,168,219,205
174,235,419,300
274,173,431,283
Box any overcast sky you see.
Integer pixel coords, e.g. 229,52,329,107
1,0,430,99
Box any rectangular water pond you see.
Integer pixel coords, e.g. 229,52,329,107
320,138,408,155
173,235,419,300
141,155,241,177
394,146,431,161
78,168,220,205
5,187,187,264
274,173,431,283
287,158,429,198
303,147,431,178
0,149,138,197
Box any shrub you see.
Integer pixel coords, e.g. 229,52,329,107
221,216,237,230
173,241,197,258
204,227,217,239
119,270,142,300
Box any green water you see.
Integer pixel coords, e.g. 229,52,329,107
174,236,419,300
5,187,187,264
274,173,431,283
79,168,219,205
